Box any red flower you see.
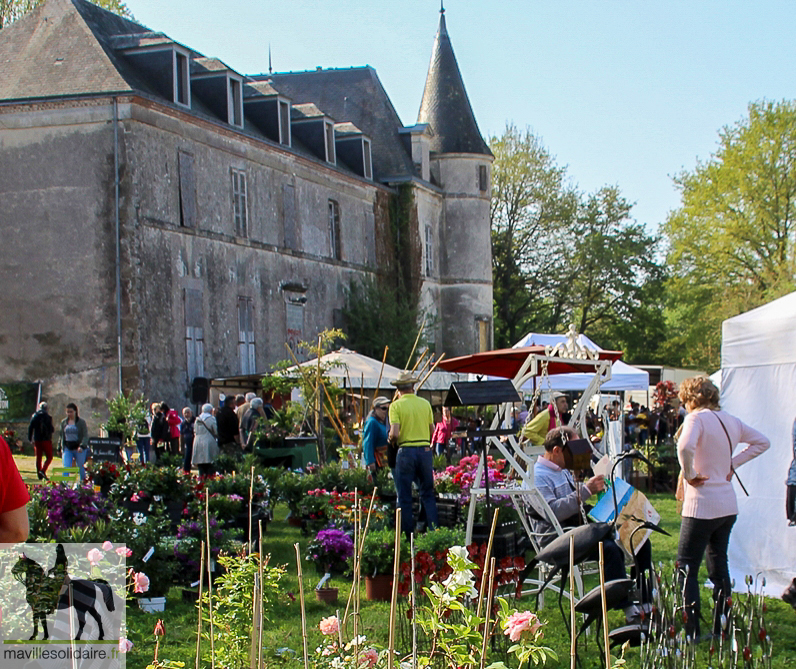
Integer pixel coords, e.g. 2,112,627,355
154,619,165,636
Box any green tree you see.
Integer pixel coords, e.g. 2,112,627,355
664,99,796,369
489,124,578,348
1,0,130,28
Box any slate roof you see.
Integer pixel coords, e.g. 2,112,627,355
417,10,491,156
262,67,416,182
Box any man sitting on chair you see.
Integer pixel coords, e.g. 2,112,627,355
530,426,651,621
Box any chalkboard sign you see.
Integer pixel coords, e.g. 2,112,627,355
89,437,122,463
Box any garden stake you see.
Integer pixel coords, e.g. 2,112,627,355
294,542,310,669
360,372,365,426
195,540,205,669
570,535,576,669
205,492,216,669
411,532,417,669
250,572,260,669
373,345,389,404
388,508,402,669
417,353,446,391
405,313,426,369
343,488,378,630
248,465,255,550
480,557,497,669
476,507,500,619
321,380,349,444
409,347,427,375
352,489,360,660
599,542,610,669
258,521,265,669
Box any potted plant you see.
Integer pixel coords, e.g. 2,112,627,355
358,527,408,601
305,528,354,604
101,392,148,452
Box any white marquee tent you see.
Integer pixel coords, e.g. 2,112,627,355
512,332,649,391
721,291,796,594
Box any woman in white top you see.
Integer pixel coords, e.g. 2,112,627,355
192,404,219,478
676,376,769,638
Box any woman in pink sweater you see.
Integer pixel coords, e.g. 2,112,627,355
676,376,769,639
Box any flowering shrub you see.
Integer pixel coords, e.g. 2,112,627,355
313,615,386,669
435,455,507,499
87,461,124,491
173,517,237,571
29,483,111,539
305,529,354,583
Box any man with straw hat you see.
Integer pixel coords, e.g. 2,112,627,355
388,371,437,537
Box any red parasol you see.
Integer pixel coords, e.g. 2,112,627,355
437,346,623,379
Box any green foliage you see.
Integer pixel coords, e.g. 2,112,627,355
414,526,466,556
341,276,431,368
200,552,288,669
102,392,149,448
358,527,408,576
489,124,665,361
664,99,796,369
113,509,177,598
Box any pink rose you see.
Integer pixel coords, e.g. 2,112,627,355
133,571,150,594
116,547,133,557
361,648,379,667
130,493,140,502
118,638,133,653
87,548,103,566
102,541,114,551
319,615,339,636
503,610,542,643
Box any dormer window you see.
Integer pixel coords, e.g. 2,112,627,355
174,51,190,107
324,120,336,164
363,139,373,180
228,77,243,127
279,100,291,146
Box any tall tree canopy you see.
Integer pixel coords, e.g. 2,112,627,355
0,0,130,28
664,99,796,369
490,124,665,361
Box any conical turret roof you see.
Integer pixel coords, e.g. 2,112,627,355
417,8,491,156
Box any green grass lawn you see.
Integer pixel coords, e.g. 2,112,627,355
12,453,796,668
121,496,796,669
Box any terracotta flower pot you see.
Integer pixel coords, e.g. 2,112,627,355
315,587,338,604
365,574,392,601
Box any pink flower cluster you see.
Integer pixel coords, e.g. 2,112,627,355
503,610,542,642
319,615,339,636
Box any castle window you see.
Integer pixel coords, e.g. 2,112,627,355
229,77,243,127
324,120,336,164
279,100,291,146
328,199,341,260
184,288,204,379
363,138,373,180
178,150,196,228
175,51,190,107
424,224,433,276
231,168,247,237
237,297,256,375
283,183,297,250
478,164,488,192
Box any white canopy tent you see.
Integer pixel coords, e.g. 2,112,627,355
720,291,796,594
512,332,649,391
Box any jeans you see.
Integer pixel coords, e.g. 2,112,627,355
182,439,194,474
62,445,88,481
677,514,736,637
137,437,150,464
395,446,437,536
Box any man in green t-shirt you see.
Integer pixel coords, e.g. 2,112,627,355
388,372,437,537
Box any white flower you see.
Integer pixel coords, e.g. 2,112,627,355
448,545,469,560
442,569,477,598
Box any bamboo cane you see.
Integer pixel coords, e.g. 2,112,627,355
476,507,500,619
388,508,402,669
258,522,264,669
248,465,255,550
196,540,205,669
417,353,446,391
205,494,216,669
411,532,417,669
343,488,378,628
570,535,576,669
352,488,360,653
413,350,431,378
295,543,310,669
372,345,389,403
321,382,348,444
250,572,260,669
316,336,324,464
405,313,427,369
599,542,610,668
480,557,497,669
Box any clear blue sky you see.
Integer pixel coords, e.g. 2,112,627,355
125,0,796,232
